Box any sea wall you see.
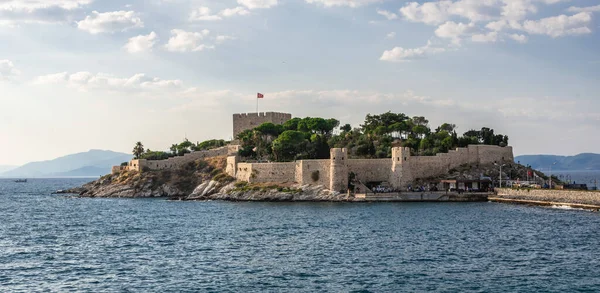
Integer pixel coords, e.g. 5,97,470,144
495,188,600,206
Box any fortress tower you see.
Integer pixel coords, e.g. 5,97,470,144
232,112,292,139
329,148,349,192
390,147,411,188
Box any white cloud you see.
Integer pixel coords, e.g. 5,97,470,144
377,9,398,20
190,6,250,21
0,0,93,25
399,0,576,26
435,21,477,44
77,11,143,34
567,5,600,13
501,0,537,21
220,6,250,17
33,72,183,91
471,31,498,42
0,59,19,80
189,7,222,21
522,12,593,37
165,29,213,52
216,35,236,44
0,0,92,11
485,19,522,31
237,0,278,9
508,33,528,43
380,41,446,62
386,32,396,39
305,0,381,7
400,1,452,25
124,31,158,53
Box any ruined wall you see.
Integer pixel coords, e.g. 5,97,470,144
232,112,292,138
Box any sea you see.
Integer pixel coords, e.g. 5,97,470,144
1,177,600,292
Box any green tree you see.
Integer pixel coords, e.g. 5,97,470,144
133,142,145,159
340,124,352,133
272,130,308,161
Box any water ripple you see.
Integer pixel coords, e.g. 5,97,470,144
1,179,600,292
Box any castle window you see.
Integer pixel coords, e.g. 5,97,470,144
404,157,407,161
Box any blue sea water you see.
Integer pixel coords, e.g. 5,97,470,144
1,178,600,292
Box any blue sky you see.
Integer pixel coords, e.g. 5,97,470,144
1,0,599,165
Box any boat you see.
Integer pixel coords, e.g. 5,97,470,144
14,179,27,183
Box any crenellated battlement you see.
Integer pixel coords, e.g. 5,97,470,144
232,112,292,138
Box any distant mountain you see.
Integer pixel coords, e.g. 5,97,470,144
1,150,132,178
515,153,600,171
0,165,16,173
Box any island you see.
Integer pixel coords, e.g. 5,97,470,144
65,110,540,202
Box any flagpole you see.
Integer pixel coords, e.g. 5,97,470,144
256,96,258,113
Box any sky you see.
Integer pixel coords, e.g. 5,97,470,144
0,0,599,166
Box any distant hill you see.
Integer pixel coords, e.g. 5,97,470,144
515,153,600,171
0,165,16,173
0,150,132,178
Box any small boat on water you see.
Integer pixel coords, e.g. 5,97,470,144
14,179,27,183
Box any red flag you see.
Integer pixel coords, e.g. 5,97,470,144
257,93,264,99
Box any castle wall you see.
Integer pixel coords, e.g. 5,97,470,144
477,145,514,165
235,163,253,182
347,159,391,183
296,160,331,187
249,162,297,183
403,145,514,181
226,145,514,190
129,145,240,172
232,112,292,139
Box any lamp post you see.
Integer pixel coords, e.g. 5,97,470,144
494,162,507,188
549,162,557,189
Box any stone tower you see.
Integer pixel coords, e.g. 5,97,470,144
232,112,292,139
329,148,348,192
390,147,411,189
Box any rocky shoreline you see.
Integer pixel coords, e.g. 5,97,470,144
59,174,351,202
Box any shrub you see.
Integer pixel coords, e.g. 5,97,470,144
235,181,248,188
311,170,320,182
120,162,129,167
210,168,223,177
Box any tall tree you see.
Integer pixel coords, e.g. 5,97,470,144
133,142,145,159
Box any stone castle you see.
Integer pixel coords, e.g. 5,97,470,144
115,111,514,192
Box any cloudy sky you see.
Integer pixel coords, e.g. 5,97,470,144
0,0,599,165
